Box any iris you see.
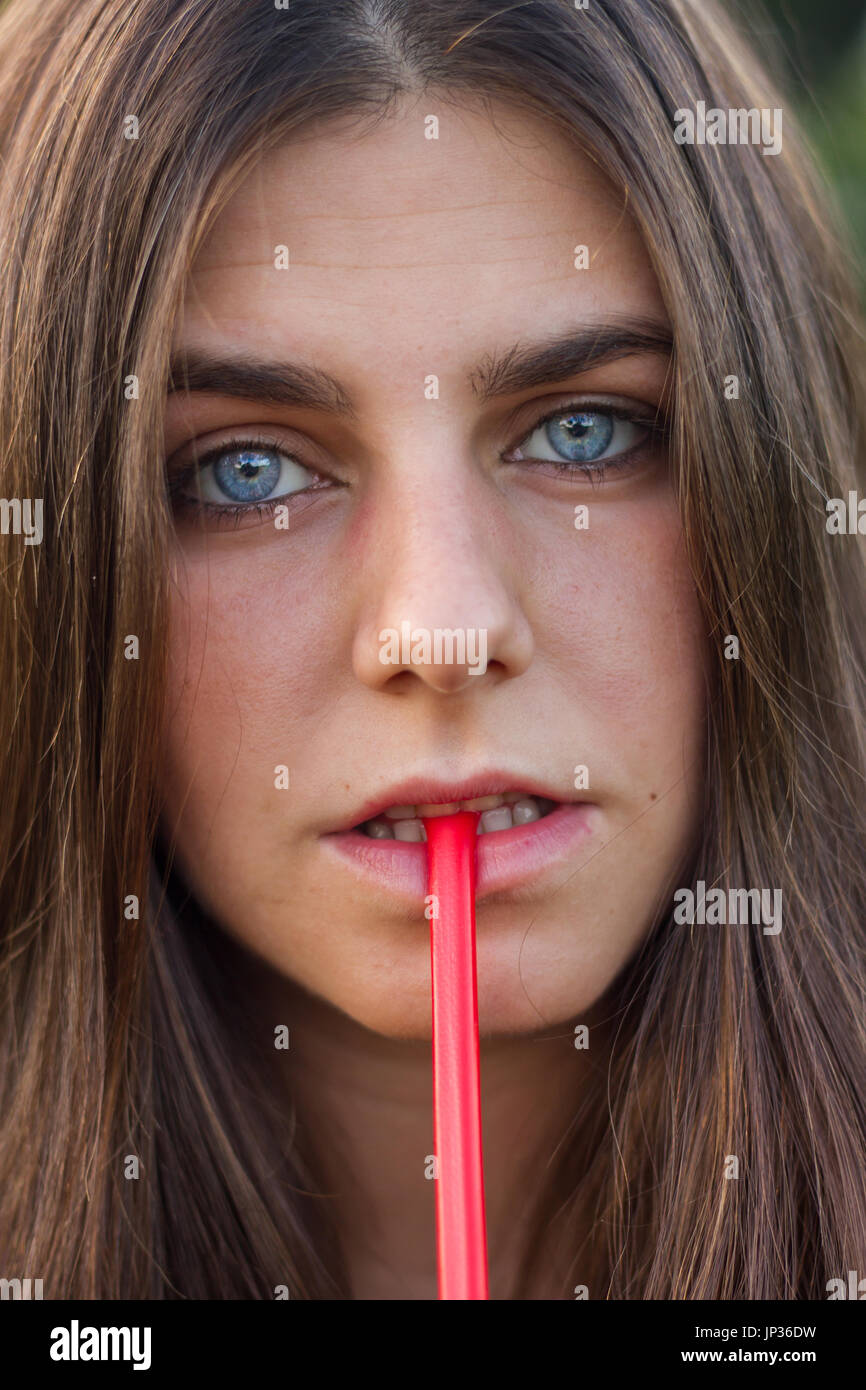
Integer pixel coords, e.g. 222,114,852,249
546,410,613,462
212,449,283,502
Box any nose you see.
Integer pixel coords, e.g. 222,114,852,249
351,447,533,695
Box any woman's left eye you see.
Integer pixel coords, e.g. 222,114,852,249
511,404,660,471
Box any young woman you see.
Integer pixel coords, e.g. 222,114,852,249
0,0,863,1300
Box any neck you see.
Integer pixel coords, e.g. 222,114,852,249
245,957,607,1300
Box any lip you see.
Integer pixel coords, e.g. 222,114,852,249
331,772,576,834
320,799,598,902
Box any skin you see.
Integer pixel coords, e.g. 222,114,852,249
159,94,707,1298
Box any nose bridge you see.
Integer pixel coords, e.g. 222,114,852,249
351,430,533,693
381,448,486,603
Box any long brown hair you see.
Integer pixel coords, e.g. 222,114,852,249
0,0,863,1298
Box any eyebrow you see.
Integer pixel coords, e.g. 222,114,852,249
166,317,672,416
468,317,673,401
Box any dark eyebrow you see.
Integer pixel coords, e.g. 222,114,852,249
167,348,356,416
166,317,673,416
467,317,673,402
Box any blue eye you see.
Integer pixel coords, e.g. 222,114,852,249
517,406,653,467
195,445,315,506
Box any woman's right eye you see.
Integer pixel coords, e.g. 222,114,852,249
192,444,316,506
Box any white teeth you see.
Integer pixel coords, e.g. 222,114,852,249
478,806,514,835
392,818,427,842
361,794,556,838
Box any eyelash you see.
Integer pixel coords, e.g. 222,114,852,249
167,399,670,528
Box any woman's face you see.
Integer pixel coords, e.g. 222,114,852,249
160,96,707,1039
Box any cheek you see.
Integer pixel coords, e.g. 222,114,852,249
163,534,343,727
530,483,709,954
541,488,708,763
496,497,708,1020
158,549,334,859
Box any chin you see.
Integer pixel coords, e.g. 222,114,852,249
319,957,610,1042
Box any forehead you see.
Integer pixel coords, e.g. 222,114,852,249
175,96,667,390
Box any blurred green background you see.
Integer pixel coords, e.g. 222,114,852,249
728,0,866,296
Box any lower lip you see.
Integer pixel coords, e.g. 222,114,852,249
321,802,598,903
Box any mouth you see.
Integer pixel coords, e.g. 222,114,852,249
358,792,558,841
321,776,597,902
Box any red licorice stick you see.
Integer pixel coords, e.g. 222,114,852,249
422,810,489,1301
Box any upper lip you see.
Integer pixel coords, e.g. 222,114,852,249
328,771,581,833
